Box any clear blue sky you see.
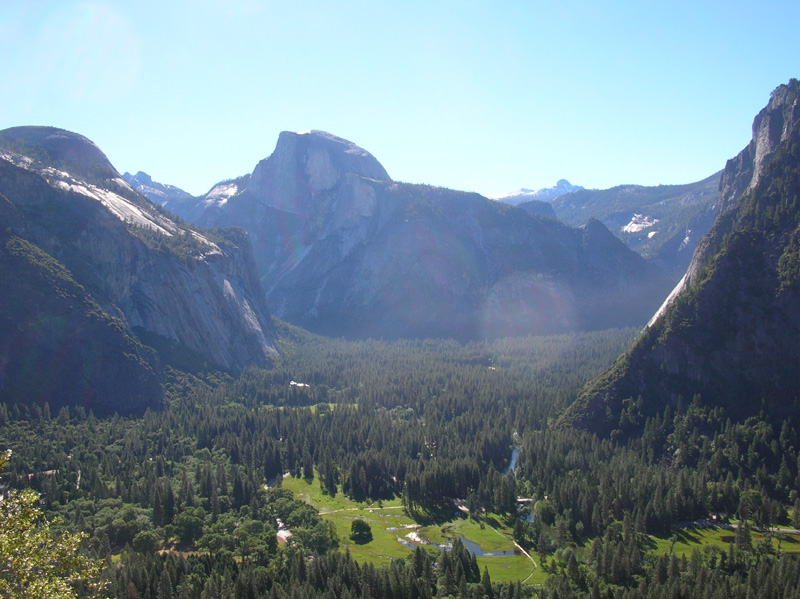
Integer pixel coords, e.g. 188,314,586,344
2,1,798,197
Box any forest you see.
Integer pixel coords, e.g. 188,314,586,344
1,327,800,598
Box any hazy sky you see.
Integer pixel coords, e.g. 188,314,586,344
2,1,798,197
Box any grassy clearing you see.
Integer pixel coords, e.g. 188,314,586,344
281,474,540,582
282,474,415,566
282,476,800,585
439,517,515,552
649,525,800,558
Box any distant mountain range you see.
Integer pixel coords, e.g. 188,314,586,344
0,127,278,414
127,158,722,282
9,76,797,423
549,174,720,278
123,170,195,208
161,131,675,340
560,79,800,435
488,174,720,279
492,179,584,204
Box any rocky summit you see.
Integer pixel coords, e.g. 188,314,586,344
175,130,675,340
559,79,800,436
0,126,278,414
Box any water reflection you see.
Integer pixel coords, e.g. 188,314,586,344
504,447,520,476
459,538,517,558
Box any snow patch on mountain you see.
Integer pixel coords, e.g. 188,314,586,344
492,179,583,205
622,214,659,233
204,182,238,208
0,151,33,169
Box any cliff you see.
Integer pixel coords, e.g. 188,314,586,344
181,130,675,340
0,127,279,413
559,79,800,435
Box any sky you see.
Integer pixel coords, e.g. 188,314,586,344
2,1,799,198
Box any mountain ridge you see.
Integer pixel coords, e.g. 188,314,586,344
492,179,584,204
550,173,721,278
123,170,196,210
559,79,800,436
0,126,280,413
173,130,675,340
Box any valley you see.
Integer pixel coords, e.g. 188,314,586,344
2,330,800,598
2,80,800,599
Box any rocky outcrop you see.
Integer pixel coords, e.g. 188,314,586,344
183,130,674,340
248,130,390,214
0,126,119,185
717,84,800,215
0,127,279,412
559,79,800,435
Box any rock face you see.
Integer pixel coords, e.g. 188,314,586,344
182,130,675,340
0,127,278,413
559,79,800,435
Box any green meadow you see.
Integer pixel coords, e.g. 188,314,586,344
283,472,800,587
281,474,542,584
648,524,800,558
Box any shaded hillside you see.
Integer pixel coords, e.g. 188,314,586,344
560,79,800,436
516,199,557,219
0,235,162,414
551,173,720,278
178,130,675,340
0,127,279,413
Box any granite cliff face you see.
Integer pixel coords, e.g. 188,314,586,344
560,80,800,435
0,127,278,413
183,130,674,340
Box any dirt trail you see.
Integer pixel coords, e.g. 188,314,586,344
487,523,537,583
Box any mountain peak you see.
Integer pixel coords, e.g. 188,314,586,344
0,126,118,184
493,180,584,205
291,129,374,155
248,130,390,214
718,79,800,214
275,130,390,178
128,170,153,185
123,170,195,209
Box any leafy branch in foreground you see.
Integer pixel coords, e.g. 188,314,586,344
0,450,105,599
